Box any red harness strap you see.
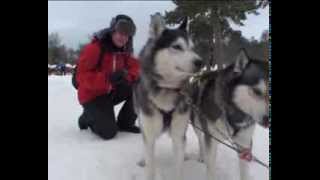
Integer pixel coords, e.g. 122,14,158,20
239,148,253,161
238,139,253,161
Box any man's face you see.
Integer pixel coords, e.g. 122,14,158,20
112,31,129,48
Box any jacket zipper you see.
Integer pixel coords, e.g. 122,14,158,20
108,54,116,92
112,55,116,72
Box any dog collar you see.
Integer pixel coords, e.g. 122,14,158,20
157,86,181,92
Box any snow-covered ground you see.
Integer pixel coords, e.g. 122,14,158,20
48,75,269,180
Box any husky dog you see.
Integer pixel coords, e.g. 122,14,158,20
133,13,202,180
188,48,269,180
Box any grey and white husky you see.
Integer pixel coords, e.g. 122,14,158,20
133,13,202,180
188,48,269,180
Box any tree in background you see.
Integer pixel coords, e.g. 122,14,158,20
66,48,77,65
75,43,86,58
220,29,269,66
48,32,87,65
165,0,268,69
48,32,62,65
260,29,269,61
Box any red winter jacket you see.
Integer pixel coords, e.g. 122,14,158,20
76,39,140,105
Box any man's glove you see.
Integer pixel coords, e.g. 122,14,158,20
109,69,128,85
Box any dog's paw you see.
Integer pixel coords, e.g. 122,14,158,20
137,159,146,167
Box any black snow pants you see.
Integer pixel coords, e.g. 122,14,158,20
80,84,137,140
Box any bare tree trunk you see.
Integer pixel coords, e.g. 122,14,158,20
208,37,214,69
211,15,221,70
215,20,222,70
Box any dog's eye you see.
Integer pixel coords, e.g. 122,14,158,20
172,45,183,51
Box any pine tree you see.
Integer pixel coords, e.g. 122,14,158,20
165,0,268,69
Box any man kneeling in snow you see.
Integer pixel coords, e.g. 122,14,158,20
74,14,141,140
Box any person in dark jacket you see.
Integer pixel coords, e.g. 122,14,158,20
75,14,140,140
57,63,66,75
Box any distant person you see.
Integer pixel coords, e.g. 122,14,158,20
57,63,66,75
61,63,66,75
74,14,140,140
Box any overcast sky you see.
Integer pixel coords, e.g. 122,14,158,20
48,1,269,54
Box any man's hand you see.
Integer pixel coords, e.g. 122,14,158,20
109,69,128,85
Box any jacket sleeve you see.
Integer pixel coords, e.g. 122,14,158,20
125,56,140,84
77,42,110,92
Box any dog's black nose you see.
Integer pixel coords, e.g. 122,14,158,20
193,60,203,69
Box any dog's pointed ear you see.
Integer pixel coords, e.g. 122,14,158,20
149,12,166,39
234,48,250,73
178,16,188,31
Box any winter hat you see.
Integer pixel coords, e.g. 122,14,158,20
110,14,136,36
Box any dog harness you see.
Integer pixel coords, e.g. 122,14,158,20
159,109,175,130
154,87,181,131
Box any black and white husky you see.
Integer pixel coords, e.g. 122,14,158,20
133,13,202,180
188,48,269,180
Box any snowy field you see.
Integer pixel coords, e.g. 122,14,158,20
48,75,269,180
